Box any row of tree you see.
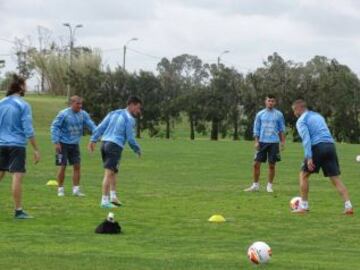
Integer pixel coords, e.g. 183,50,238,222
1,38,360,143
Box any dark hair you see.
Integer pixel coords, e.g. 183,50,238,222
6,74,26,96
266,94,276,99
127,96,142,106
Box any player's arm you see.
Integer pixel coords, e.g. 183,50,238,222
88,113,111,152
296,120,314,170
126,117,141,157
22,104,40,163
50,112,65,153
253,113,261,150
83,111,97,133
278,113,286,150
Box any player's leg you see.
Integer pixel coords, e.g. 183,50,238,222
322,143,352,214
292,171,311,213
56,143,68,196
266,143,280,192
72,163,83,196
330,176,353,214
9,147,32,219
267,163,276,192
110,173,122,206
100,142,121,208
57,165,66,196
244,144,266,192
68,144,83,196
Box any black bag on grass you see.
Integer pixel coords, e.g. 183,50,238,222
95,220,122,234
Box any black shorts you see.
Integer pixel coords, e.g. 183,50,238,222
302,143,340,177
0,146,26,173
56,143,80,166
254,142,281,164
101,141,123,173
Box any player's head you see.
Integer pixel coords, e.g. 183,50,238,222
265,94,276,109
127,96,142,117
292,99,307,117
70,95,83,112
6,74,26,97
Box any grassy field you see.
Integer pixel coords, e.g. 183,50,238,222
0,95,359,269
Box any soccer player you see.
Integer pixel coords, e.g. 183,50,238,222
88,96,142,209
51,96,96,197
0,74,41,219
292,99,353,214
244,94,286,193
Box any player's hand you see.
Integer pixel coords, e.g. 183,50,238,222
88,142,96,153
307,158,315,171
55,143,61,153
33,150,41,164
254,142,260,151
280,142,285,151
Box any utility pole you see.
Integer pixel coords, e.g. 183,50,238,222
63,23,83,100
217,50,230,67
123,37,138,71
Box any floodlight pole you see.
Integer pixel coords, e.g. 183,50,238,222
123,37,138,71
63,23,83,101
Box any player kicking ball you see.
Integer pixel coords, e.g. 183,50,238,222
0,75,41,219
88,96,142,209
244,94,286,193
292,99,353,215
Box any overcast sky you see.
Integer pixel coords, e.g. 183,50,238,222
1,0,360,81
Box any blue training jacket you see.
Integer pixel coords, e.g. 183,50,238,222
253,108,285,143
51,108,96,145
90,109,141,154
296,110,334,159
0,95,34,147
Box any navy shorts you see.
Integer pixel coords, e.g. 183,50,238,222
302,143,340,177
254,142,281,164
0,146,26,173
56,143,80,166
101,141,123,173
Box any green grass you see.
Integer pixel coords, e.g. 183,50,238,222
0,95,359,269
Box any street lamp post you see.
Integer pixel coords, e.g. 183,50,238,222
123,37,138,71
63,23,83,101
217,50,230,66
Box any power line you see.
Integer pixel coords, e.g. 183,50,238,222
126,47,163,60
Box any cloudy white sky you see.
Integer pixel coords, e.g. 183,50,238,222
1,0,360,80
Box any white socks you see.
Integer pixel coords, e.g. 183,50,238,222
73,186,80,194
58,187,64,193
252,182,260,188
345,200,352,209
267,183,272,189
110,191,117,200
300,200,309,209
101,195,109,205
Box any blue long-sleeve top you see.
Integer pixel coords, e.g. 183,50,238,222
296,110,334,159
90,109,141,154
0,95,34,147
51,108,96,144
253,108,285,143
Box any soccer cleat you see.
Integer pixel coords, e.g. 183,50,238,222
73,191,85,197
100,202,117,209
57,190,65,197
244,184,260,192
111,198,123,207
266,185,274,193
15,210,34,219
344,208,354,215
292,208,309,214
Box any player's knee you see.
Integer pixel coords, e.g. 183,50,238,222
253,162,261,169
269,163,276,170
